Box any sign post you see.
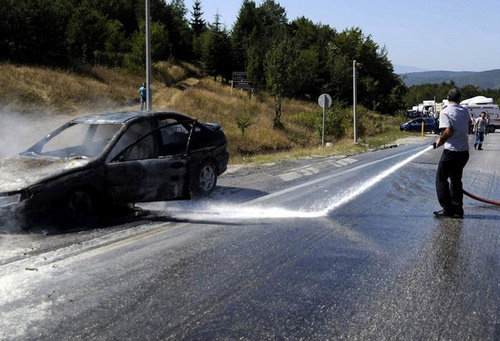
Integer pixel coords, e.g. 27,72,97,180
318,93,332,148
145,0,152,111
353,60,357,143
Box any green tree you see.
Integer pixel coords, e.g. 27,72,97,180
134,0,192,60
288,17,336,99
264,37,299,128
328,27,405,114
128,20,169,67
231,0,259,72
66,4,109,63
246,0,288,89
85,0,137,37
1,0,74,64
190,0,206,58
201,14,232,81
236,113,253,136
165,0,193,60
190,0,206,36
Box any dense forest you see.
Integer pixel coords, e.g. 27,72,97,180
2,0,498,118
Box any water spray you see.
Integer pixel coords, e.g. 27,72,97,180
167,145,436,221
167,142,500,222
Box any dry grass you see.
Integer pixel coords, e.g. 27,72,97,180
1,62,408,164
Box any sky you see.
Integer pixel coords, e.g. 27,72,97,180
185,0,500,72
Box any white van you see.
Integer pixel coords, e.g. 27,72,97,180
460,96,500,130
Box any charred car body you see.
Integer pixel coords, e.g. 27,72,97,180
0,111,229,227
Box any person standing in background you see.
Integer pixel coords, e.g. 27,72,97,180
473,112,488,150
139,82,147,111
433,88,470,218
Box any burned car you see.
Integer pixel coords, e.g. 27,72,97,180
0,111,229,226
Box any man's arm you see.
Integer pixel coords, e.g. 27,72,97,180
435,127,453,148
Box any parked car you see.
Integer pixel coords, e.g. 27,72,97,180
0,111,229,226
400,117,439,134
406,110,419,118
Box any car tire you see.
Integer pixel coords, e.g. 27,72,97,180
191,160,217,196
65,189,94,223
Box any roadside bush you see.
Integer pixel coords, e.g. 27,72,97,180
316,101,351,141
236,108,254,136
236,114,252,135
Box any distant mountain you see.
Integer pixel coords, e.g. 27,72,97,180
393,64,428,74
401,69,500,89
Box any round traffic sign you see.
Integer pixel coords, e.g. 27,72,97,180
318,94,332,109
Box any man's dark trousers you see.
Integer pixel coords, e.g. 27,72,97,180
436,149,469,214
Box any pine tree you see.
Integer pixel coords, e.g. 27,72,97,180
190,0,206,36
231,0,258,72
202,13,232,82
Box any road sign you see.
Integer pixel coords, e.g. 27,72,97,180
318,93,332,109
318,94,332,147
232,71,253,92
232,72,247,82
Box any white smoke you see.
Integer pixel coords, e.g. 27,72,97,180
0,107,74,232
0,107,72,158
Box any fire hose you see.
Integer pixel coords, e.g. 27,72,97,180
431,142,500,206
463,190,500,206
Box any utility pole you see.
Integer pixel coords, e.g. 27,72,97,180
353,60,357,143
145,0,152,111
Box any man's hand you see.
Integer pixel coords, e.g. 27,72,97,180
434,137,443,148
435,127,453,149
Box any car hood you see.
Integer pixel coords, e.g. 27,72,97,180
0,155,91,192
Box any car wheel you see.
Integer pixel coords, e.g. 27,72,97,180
65,189,94,222
191,160,217,196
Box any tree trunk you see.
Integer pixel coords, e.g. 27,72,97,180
273,94,282,129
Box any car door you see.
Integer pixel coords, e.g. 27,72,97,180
105,120,189,203
410,118,423,131
424,118,435,132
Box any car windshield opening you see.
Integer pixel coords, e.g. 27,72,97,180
26,123,122,159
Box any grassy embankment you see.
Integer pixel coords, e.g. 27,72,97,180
0,62,412,163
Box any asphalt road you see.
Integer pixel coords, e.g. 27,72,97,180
2,132,500,340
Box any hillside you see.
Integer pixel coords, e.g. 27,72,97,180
402,69,500,89
0,63,408,162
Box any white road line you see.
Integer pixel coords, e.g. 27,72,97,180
329,162,343,168
279,172,302,181
249,146,423,204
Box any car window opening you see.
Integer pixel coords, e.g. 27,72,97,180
26,123,122,159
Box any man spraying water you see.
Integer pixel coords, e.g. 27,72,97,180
433,88,470,218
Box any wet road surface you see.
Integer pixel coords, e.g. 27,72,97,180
1,133,500,340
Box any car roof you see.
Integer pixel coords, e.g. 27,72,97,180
411,117,434,120
72,110,190,124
